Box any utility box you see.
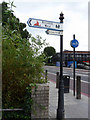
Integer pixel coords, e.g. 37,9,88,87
63,75,70,93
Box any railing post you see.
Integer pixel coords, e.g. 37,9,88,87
76,76,81,99
56,72,59,88
45,70,48,82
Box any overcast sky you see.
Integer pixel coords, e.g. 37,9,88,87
1,0,89,52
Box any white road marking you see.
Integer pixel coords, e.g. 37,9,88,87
75,73,89,77
70,78,90,83
47,72,90,83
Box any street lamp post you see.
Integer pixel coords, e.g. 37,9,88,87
57,12,64,119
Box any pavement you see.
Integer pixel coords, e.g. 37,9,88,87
49,80,89,119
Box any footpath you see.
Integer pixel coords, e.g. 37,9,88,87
49,80,88,119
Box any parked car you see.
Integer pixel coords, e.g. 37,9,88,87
77,63,85,69
77,62,90,70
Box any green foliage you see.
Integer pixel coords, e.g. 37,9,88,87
43,46,56,64
0,4,2,116
44,46,56,57
23,84,35,119
2,1,30,39
2,1,47,109
2,84,35,119
2,111,26,119
0,3,2,23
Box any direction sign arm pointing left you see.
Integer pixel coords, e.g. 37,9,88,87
29,19,32,26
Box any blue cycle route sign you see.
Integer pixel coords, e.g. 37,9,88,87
70,39,79,48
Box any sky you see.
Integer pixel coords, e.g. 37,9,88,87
1,0,89,52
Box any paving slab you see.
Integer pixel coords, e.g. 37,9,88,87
49,80,88,119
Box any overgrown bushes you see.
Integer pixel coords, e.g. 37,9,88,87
2,1,47,110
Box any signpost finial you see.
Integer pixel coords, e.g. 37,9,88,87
59,12,64,23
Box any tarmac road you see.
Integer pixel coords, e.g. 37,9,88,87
44,66,90,97
44,66,90,82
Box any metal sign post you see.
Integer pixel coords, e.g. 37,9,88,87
57,12,64,119
27,14,64,119
73,35,75,96
70,35,79,96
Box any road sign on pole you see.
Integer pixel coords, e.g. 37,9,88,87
70,35,79,96
45,29,63,36
70,39,79,48
27,18,63,31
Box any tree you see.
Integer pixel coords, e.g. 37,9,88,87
2,1,30,39
44,46,56,57
2,1,47,109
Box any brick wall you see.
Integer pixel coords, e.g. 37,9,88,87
31,83,49,119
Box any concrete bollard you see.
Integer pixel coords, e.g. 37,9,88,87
45,70,48,82
56,72,59,88
76,76,81,99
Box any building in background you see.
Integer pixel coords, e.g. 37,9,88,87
51,50,90,70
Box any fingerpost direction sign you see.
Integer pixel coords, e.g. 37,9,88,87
45,29,63,36
27,18,63,31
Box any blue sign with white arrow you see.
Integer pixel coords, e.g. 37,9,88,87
70,39,79,48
